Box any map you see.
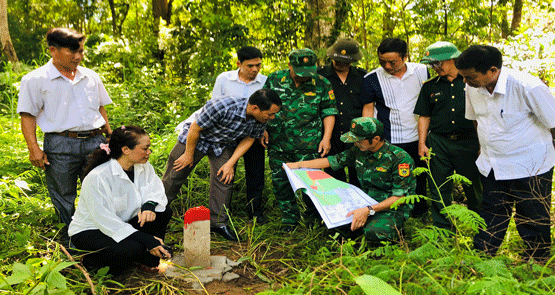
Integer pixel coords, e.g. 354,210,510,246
283,164,378,229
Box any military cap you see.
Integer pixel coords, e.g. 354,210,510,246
289,48,317,77
340,117,384,143
420,41,461,64
326,38,362,63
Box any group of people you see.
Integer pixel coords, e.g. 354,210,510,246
17,27,555,276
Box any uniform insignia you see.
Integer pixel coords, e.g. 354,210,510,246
376,167,387,172
425,51,430,56
341,49,347,55
430,92,442,97
303,57,309,63
305,92,316,96
281,76,287,83
328,90,335,100
274,87,286,92
352,122,356,128
398,163,410,177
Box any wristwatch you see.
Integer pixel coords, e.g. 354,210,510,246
367,205,376,216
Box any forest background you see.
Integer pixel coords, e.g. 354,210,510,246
1,0,555,294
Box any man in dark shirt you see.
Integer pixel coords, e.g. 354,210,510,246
318,38,367,187
414,42,482,230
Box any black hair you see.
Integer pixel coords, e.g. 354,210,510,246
237,46,263,63
46,28,85,51
84,125,148,177
377,38,408,58
455,45,503,74
248,88,282,111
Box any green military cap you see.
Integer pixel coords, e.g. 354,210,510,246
420,41,461,64
289,48,317,77
326,38,362,63
340,117,384,143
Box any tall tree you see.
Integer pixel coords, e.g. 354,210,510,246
510,0,523,34
305,0,349,50
0,0,18,63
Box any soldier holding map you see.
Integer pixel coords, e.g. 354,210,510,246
286,117,415,242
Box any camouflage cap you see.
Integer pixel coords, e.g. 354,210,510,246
421,41,461,64
326,38,362,63
340,117,384,143
289,48,317,77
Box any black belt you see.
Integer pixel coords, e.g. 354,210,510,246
51,129,103,139
434,132,477,141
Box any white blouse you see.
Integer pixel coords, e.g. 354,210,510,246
68,159,168,242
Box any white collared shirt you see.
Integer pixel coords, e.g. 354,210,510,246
17,59,112,133
465,67,555,180
68,159,168,242
175,69,267,132
367,62,428,144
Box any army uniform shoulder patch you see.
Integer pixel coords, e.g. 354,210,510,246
398,163,410,177
328,90,335,100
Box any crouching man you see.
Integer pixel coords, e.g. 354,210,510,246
287,117,416,242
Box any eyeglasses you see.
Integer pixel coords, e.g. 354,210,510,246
429,60,444,69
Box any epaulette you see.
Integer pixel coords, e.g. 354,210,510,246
423,75,440,84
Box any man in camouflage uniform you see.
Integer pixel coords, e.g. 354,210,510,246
287,117,416,242
263,48,338,231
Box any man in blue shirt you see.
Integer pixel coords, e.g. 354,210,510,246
162,89,281,241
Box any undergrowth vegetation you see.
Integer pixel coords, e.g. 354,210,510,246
1,36,555,293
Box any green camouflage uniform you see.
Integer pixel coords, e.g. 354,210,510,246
264,69,338,224
329,140,416,242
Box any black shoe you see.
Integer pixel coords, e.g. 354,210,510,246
280,224,296,233
252,215,268,225
211,225,239,242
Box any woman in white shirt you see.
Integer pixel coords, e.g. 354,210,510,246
69,125,171,275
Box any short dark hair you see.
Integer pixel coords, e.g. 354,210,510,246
248,88,282,111
46,28,85,51
377,38,407,58
455,45,503,74
237,46,263,63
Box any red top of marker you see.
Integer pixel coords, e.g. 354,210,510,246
183,206,210,225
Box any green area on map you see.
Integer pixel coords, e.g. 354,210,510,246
294,170,351,206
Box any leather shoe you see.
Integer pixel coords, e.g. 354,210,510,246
211,225,239,242
280,224,296,233
252,215,268,225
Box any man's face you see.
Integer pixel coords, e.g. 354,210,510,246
332,60,351,73
378,52,407,76
458,67,497,88
354,138,379,152
237,57,262,81
50,41,84,72
430,59,455,77
253,104,280,124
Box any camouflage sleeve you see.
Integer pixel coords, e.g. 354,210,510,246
390,151,416,197
328,147,356,171
319,78,339,118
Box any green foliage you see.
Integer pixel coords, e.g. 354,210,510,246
355,274,402,294
0,259,76,294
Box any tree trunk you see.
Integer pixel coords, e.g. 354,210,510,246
0,0,18,63
108,0,119,36
304,0,347,51
510,0,523,34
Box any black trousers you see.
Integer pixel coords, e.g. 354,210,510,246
71,208,172,276
243,139,266,217
474,169,553,261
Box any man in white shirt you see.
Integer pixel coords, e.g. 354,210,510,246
173,46,269,224
457,45,555,262
361,38,429,217
17,28,112,247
